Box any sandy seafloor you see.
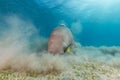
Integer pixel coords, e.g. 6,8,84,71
0,44,120,80
0,16,120,80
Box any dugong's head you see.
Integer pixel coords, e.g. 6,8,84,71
48,25,74,54
48,32,64,54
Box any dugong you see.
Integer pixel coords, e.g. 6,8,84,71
48,24,74,54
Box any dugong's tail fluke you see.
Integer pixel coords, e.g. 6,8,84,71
59,24,66,27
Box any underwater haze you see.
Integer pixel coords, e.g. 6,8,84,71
0,0,120,80
1,0,120,46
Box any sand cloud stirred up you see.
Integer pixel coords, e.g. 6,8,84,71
0,15,120,80
0,15,69,74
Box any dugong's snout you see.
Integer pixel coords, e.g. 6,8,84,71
48,35,63,54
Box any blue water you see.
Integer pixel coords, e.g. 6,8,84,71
0,0,120,46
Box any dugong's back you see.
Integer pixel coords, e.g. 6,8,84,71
48,25,74,54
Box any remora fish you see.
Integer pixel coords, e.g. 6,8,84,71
48,24,74,54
